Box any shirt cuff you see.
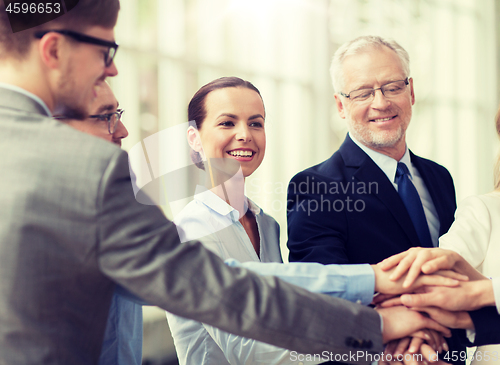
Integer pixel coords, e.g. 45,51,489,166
337,264,375,306
466,329,476,343
492,277,500,315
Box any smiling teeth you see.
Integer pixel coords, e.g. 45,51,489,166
229,150,253,157
374,117,393,122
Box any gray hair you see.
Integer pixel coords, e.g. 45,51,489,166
330,35,410,93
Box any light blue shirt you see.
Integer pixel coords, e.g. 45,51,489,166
99,291,143,365
349,133,440,246
167,188,375,365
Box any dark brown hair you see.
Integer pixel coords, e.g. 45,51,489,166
188,76,263,169
0,0,120,59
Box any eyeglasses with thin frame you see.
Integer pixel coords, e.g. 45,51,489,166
89,109,124,134
339,78,409,103
34,29,119,67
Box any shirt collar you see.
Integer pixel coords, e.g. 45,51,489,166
349,132,413,184
0,83,52,117
193,185,262,221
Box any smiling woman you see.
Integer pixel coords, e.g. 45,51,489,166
187,80,266,178
165,77,321,365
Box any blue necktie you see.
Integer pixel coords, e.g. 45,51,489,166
396,162,433,247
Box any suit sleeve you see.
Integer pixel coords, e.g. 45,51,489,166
287,171,350,264
466,279,500,346
468,307,500,346
95,151,383,362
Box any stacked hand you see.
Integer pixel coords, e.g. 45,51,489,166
380,330,450,365
372,247,492,363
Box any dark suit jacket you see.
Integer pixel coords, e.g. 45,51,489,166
468,307,500,346
0,88,383,364
287,134,463,363
287,134,456,264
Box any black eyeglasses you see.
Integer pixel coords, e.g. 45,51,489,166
34,29,119,67
89,109,124,134
340,78,409,103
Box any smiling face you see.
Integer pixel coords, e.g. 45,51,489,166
190,87,266,178
334,45,415,160
54,26,118,120
65,82,128,146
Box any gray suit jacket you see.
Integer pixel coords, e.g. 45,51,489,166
0,87,383,365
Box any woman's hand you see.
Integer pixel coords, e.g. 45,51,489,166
372,263,467,295
378,247,485,288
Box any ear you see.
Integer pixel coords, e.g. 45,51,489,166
187,126,203,153
334,94,347,119
409,77,415,105
38,33,65,69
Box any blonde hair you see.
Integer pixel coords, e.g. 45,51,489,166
495,105,500,190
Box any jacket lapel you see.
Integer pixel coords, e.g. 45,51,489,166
410,152,452,236
339,135,423,247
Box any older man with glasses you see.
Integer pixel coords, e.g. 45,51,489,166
287,35,464,364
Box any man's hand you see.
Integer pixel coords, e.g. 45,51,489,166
410,307,474,330
372,263,467,294
398,280,495,312
377,305,451,343
378,247,484,288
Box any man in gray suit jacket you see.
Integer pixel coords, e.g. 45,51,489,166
0,1,456,364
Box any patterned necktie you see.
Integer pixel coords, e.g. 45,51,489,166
395,162,433,247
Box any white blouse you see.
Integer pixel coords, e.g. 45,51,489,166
166,188,321,365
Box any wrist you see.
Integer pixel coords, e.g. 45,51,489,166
457,312,474,330
455,256,487,280
473,280,495,309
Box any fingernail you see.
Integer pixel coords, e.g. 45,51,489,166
409,346,417,353
443,341,449,352
424,333,431,340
